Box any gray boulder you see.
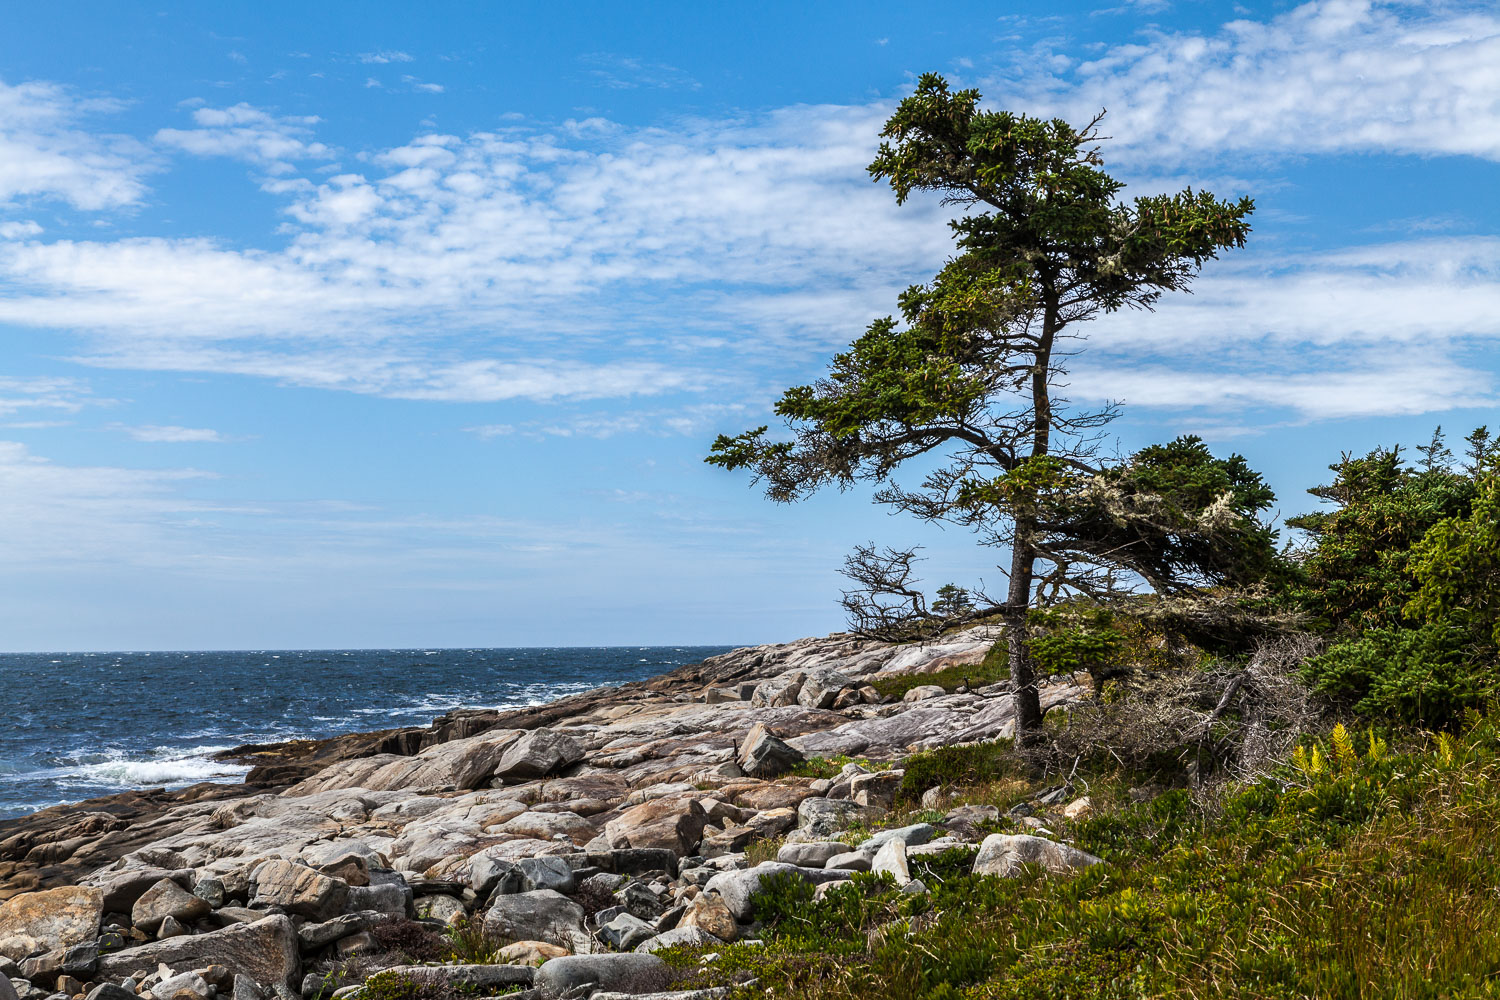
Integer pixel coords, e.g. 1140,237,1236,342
796,797,867,838
750,672,805,708
535,954,671,999
598,912,656,951
870,838,912,887
493,729,585,782
344,881,408,915
971,833,1104,877
796,669,857,710
90,867,192,914
518,856,576,894
857,823,935,853
604,796,708,855
635,925,720,953
84,986,134,1000
823,851,871,872
251,861,349,921
736,724,803,780
774,841,850,868
154,971,210,1000
297,911,387,950
468,852,524,898
95,915,300,989
131,878,210,932
483,890,586,951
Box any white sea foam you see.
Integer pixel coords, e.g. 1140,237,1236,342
47,746,250,789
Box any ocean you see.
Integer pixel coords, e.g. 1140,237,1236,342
0,645,735,821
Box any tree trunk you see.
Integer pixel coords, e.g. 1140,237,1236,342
1007,287,1058,743
1006,525,1044,741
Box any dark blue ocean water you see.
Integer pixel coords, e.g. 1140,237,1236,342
0,646,734,821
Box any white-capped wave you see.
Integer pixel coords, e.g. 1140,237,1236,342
40,746,250,790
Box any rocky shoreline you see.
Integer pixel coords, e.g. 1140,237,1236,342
0,627,1095,1000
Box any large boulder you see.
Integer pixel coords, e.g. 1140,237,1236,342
250,861,349,921
493,730,585,782
95,915,299,988
871,838,912,887
736,724,803,780
0,886,103,962
678,892,737,942
534,954,670,1000
971,834,1104,878
850,771,904,810
750,672,805,708
775,842,850,868
604,796,708,855
635,924,722,953
796,669,858,710
483,890,586,951
857,823,935,853
87,867,193,914
796,797,868,838
131,879,210,933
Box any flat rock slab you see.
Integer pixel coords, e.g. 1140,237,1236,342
95,915,299,989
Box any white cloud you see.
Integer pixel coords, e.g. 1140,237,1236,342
0,79,153,209
401,76,445,94
114,424,226,443
1006,0,1500,164
4,2,1500,426
359,51,413,64
155,103,333,174
580,54,700,91
0,376,99,416
0,102,954,402
1069,357,1494,421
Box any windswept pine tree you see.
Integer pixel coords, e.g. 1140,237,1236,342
710,75,1274,739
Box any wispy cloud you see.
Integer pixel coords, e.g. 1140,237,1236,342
359,51,413,64
155,103,333,174
112,424,227,443
0,376,101,417
1002,0,1500,164
4,1,1500,429
580,53,700,91
0,79,154,209
400,75,445,94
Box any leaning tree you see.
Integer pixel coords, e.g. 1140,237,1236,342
708,74,1271,739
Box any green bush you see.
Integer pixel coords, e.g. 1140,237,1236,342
1303,620,1495,727
898,740,1015,802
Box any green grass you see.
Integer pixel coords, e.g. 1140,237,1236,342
867,641,1010,702
661,715,1500,999
790,755,895,780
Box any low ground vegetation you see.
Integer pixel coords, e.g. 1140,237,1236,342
665,716,1500,999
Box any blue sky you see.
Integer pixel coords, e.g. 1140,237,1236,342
0,1,1496,650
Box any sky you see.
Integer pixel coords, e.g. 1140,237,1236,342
0,0,1496,651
